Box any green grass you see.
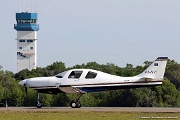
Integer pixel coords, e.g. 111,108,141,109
0,111,179,120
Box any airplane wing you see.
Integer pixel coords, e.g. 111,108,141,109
58,86,86,94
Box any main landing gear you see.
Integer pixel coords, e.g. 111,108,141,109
35,92,84,108
70,93,84,108
36,93,42,108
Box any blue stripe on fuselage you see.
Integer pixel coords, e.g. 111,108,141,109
77,84,160,93
77,86,108,92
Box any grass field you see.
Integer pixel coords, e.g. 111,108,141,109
0,111,179,120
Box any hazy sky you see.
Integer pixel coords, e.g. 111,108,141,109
1,0,180,72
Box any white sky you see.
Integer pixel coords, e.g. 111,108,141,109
1,0,180,73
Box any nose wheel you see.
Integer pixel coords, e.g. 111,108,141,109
36,101,42,108
70,93,84,108
36,93,42,108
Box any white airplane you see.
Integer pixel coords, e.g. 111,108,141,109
18,57,168,108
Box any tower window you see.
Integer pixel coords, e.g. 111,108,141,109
27,40,33,42
17,19,37,24
19,47,22,49
30,47,33,50
154,63,158,66
19,40,25,42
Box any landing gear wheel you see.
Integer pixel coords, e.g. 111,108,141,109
36,93,42,108
70,100,81,108
36,101,42,108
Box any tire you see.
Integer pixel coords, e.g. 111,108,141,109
36,101,42,108
70,100,81,108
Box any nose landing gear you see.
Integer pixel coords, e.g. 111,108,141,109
36,93,42,108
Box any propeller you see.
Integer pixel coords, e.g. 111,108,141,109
24,82,28,95
18,79,28,95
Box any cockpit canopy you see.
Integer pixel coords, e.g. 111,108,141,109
55,70,98,79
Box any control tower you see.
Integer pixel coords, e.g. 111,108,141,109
14,12,39,72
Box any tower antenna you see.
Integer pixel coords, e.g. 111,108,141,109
34,1,36,12
31,1,33,12
19,2,22,12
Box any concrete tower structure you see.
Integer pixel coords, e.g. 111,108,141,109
14,12,39,72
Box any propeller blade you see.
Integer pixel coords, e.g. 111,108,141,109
24,83,28,95
25,87,27,95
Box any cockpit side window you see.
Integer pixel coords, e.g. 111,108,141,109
56,75,62,78
85,71,97,79
55,71,67,78
68,71,83,79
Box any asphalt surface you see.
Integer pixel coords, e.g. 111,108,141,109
0,107,179,112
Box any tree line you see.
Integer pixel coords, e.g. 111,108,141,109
0,59,180,107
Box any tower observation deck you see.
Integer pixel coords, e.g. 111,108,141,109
14,12,39,72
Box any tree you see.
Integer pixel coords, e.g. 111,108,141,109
14,69,32,80
46,61,66,76
165,60,180,89
155,79,180,107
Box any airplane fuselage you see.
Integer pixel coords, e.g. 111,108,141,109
20,69,162,94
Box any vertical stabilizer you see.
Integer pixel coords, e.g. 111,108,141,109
137,57,168,80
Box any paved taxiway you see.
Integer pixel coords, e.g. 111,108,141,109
0,107,179,113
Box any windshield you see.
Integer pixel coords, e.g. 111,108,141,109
55,71,67,78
